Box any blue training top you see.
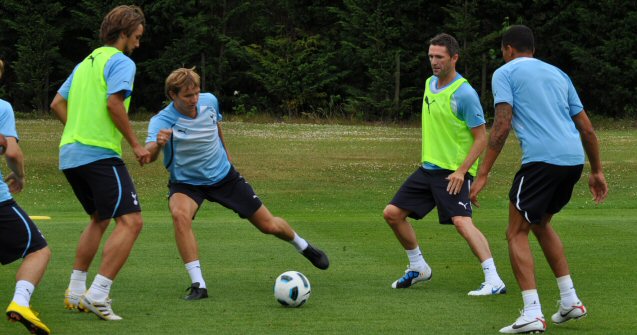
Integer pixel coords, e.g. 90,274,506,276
492,57,584,166
423,74,486,170
0,99,19,202
146,93,231,185
56,52,136,169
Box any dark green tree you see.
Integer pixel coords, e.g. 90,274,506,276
246,33,342,117
2,0,64,112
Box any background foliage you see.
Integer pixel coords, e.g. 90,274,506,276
1,0,636,120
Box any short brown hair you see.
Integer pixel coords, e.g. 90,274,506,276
100,5,145,45
165,67,201,99
0,59,4,79
429,33,460,57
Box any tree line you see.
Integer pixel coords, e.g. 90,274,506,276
1,0,635,120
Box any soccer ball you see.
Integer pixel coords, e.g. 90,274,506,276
273,271,311,307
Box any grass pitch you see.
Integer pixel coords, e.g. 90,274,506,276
1,119,635,334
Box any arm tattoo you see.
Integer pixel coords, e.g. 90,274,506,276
488,104,513,152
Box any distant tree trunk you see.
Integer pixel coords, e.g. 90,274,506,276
41,73,49,112
394,51,400,110
201,53,206,91
217,0,227,93
481,53,487,104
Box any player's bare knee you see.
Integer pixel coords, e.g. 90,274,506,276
171,209,192,226
505,227,523,243
452,217,473,236
130,219,144,236
29,246,52,263
40,246,52,261
256,217,280,235
383,205,402,225
117,215,144,236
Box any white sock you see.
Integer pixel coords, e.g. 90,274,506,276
12,280,35,307
481,258,502,285
186,260,206,289
290,232,309,252
522,289,543,318
556,275,580,306
69,269,88,293
406,247,429,272
87,274,112,302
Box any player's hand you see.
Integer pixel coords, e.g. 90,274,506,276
470,175,487,208
156,129,172,147
589,171,608,204
4,172,24,194
133,145,151,166
446,171,465,195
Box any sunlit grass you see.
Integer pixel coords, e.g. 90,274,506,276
0,119,634,334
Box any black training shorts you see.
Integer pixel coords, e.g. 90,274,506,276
169,166,263,219
0,199,48,265
390,167,473,224
63,158,142,220
509,162,583,224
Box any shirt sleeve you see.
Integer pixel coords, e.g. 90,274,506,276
104,53,136,99
454,83,486,128
213,95,222,121
492,67,514,108
562,71,584,117
57,64,80,100
146,110,176,143
0,101,19,139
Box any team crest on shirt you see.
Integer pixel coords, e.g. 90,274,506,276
202,105,218,125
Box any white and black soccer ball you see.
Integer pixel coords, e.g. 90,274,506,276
273,271,311,307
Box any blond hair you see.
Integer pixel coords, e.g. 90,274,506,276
100,5,145,44
165,67,200,99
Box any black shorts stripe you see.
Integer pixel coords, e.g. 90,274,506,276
0,199,48,265
111,165,123,218
63,158,141,220
12,206,32,258
509,162,583,224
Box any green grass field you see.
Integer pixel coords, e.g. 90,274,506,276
1,119,636,334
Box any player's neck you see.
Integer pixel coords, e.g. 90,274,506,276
176,106,197,118
107,40,125,53
437,70,457,88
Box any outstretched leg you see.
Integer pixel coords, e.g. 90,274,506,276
249,205,329,269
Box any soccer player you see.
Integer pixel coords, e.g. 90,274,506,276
1,59,52,335
49,5,149,320
383,33,506,295
470,25,608,333
144,68,329,300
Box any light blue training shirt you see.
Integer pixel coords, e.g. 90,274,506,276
56,52,136,170
423,74,486,170
146,93,231,185
492,57,584,166
0,99,19,202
